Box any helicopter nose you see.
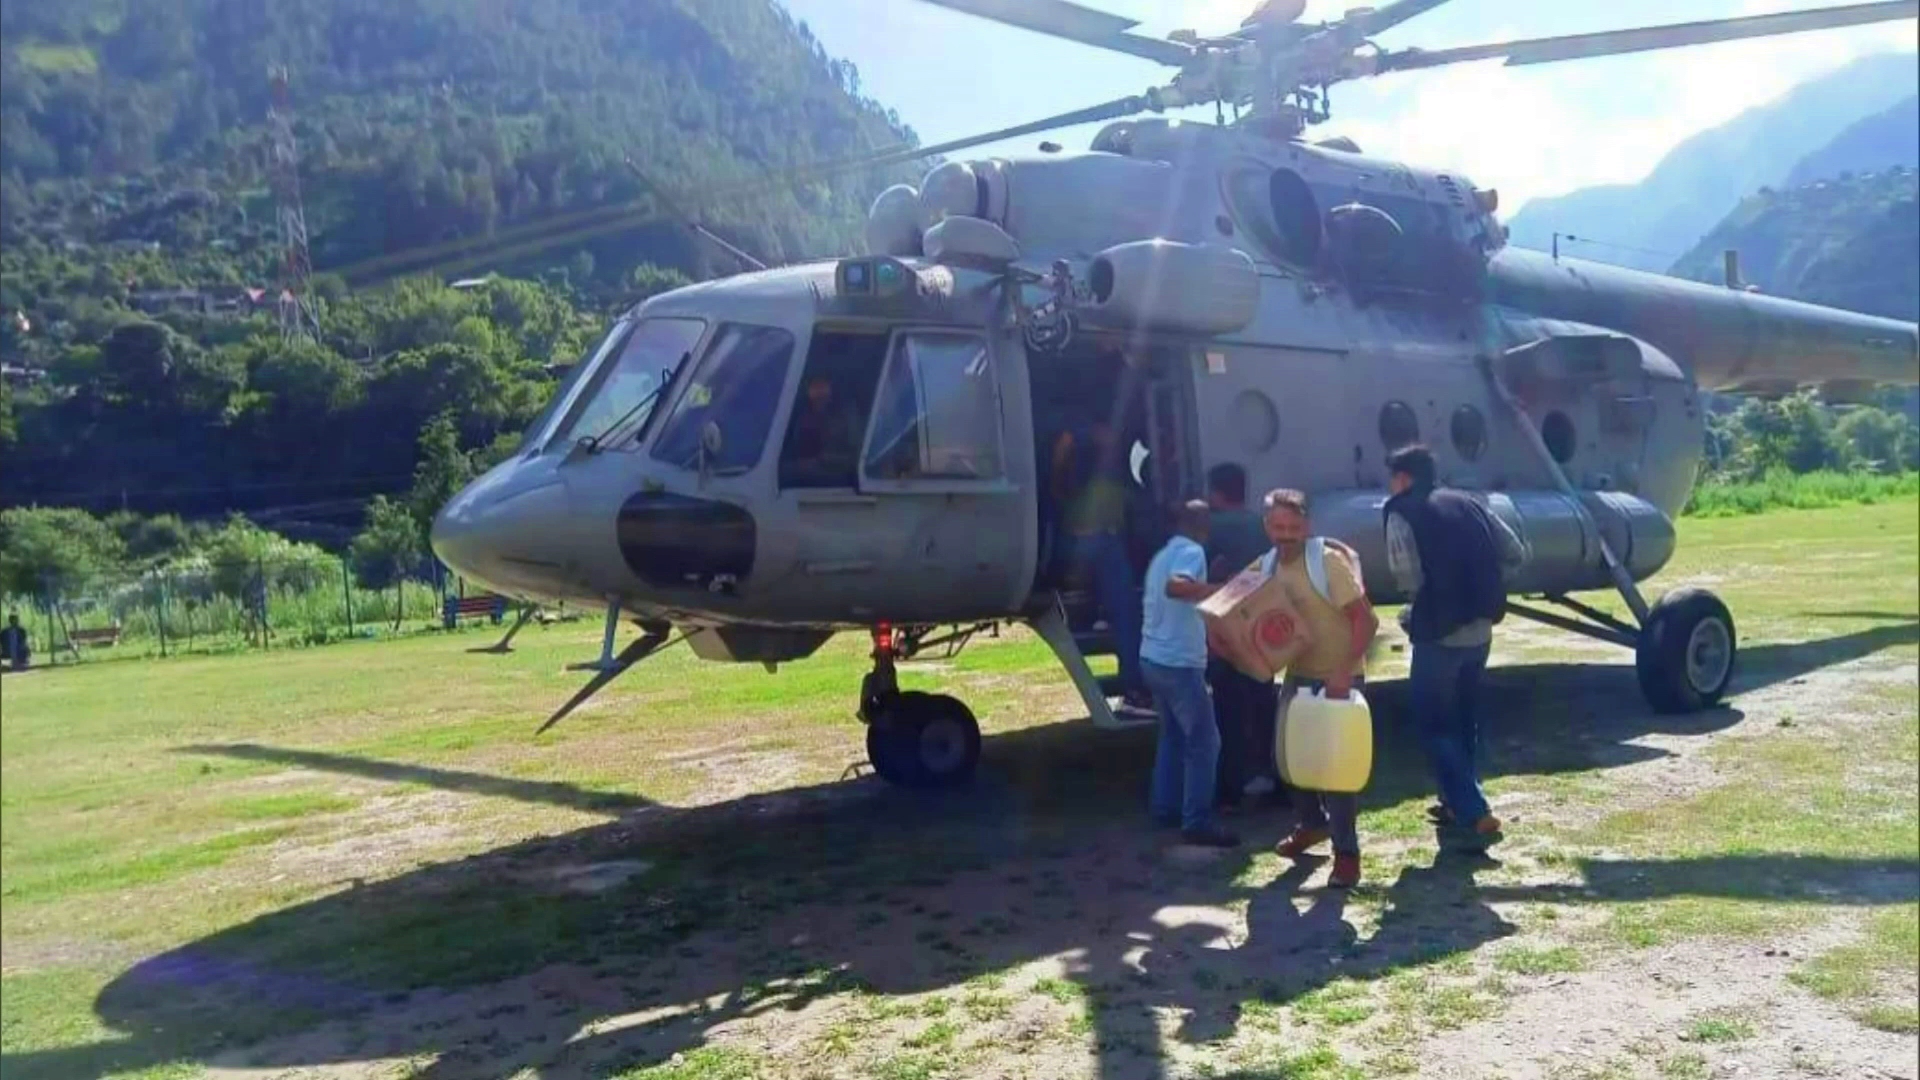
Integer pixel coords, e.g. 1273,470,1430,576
430,464,570,595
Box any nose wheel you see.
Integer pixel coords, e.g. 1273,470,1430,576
865,691,982,789
860,627,982,789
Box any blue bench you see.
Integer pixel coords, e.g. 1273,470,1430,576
442,593,507,629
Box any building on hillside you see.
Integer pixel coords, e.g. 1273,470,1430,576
130,289,211,315
1,363,46,388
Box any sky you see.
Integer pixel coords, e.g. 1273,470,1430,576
777,0,1919,214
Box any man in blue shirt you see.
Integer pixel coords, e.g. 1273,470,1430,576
1141,500,1239,848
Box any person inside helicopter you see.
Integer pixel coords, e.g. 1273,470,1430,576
779,328,887,489
782,374,865,488
1053,412,1153,713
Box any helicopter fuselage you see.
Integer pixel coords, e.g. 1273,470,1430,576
432,119,1918,666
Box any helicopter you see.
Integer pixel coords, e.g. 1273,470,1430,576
430,0,1920,791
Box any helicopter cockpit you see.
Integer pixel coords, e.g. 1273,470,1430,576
433,256,1052,651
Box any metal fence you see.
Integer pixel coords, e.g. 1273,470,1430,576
1,554,512,666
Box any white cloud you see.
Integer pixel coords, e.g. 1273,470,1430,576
1258,6,1915,210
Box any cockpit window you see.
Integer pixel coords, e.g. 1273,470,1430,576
549,317,706,449
863,330,1003,483
516,322,626,454
651,323,795,475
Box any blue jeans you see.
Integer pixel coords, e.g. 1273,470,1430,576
1143,660,1220,832
1409,642,1492,825
1070,530,1143,697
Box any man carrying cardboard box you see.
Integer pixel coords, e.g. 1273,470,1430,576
1257,489,1380,889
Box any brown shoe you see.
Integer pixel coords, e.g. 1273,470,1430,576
1328,853,1362,889
1474,814,1503,838
1275,826,1330,858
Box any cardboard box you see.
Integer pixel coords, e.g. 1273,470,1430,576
1199,566,1314,683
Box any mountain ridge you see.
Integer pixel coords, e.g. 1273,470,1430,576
1505,51,1919,272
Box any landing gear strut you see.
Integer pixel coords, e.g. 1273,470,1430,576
1484,349,1736,715
859,625,981,789
1506,589,1737,715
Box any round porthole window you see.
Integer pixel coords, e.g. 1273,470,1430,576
1542,410,1577,464
1451,405,1487,461
1233,390,1280,453
1378,401,1420,451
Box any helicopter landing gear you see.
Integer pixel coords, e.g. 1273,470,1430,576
859,626,981,789
1634,588,1736,714
1483,351,1736,715
1505,587,1737,715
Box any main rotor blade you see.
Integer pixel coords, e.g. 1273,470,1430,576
921,0,1194,64
535,627,677,736
1350,0,1456,38
738,93,1158,194
1373,0,1916,73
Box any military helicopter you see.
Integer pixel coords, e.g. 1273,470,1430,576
431,0,1920,790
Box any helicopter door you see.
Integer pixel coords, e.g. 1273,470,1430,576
1143,354,1198,512
856,326,1035,620
1121,349,1201,561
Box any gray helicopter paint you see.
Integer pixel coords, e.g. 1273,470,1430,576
1489,248,1919,391
433,115,1917,652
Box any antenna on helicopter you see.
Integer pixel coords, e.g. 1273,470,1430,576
623,157,769,274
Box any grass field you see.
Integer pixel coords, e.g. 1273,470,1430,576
2,501,1916,1080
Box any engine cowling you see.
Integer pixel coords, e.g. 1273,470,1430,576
1083,240,1259,336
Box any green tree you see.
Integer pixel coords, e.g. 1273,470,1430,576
1836,407,1919,472
407,410,474,535
199,515,332,598
105,511,201,565
349,495,422,626
0,506,127,597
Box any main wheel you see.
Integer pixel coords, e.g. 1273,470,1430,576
1635,588,1737,714
863,691,981,790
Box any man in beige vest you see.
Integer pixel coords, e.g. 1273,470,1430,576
1258,489,1380,888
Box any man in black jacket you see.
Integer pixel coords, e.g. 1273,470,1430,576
1383,445,1528,841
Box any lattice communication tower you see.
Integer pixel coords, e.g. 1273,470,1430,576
268,66,322,342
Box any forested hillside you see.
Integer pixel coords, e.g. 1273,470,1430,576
0,0,925,521
1785,94,1919,188
1,0,917,287
1670,168,1919,321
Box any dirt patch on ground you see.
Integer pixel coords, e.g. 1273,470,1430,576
1413,915,1920,1080
263,789,473,887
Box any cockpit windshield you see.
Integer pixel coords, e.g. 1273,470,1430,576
547,317,706,449
651,323,796,475
516,330,618,454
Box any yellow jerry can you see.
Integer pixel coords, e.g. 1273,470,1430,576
1276,687,1374,794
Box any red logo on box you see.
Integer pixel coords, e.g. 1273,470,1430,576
1255,610,1297,649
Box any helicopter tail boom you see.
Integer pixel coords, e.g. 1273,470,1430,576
1488,248,1919,396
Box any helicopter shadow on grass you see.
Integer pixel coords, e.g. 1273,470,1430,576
10,629,1909,1080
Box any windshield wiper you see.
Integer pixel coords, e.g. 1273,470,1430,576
583,354,689,453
